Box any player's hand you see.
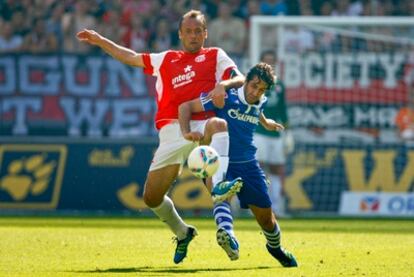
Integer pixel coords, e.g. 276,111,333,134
183,131,204,142
263,119,284,131
76,29,102,46
209,84,226,108
283,130,295,154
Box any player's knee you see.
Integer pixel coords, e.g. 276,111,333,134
209,118,227,133
143,190,162,208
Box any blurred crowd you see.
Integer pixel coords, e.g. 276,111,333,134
0,0,413,57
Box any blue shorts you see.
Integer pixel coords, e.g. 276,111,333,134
226,159,271,209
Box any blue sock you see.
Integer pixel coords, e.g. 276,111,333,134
213,201,234,237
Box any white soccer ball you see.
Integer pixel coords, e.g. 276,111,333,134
187,146,220,179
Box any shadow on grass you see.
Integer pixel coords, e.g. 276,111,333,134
71,265,273,274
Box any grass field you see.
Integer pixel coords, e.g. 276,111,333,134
0,216,413,276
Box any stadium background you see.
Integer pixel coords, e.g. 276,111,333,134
0,0,413,217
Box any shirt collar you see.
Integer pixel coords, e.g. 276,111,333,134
237,87,266,108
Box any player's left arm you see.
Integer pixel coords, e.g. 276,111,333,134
210,48,245,108
178,99,205,142
210,69,244,108
259,112,285,131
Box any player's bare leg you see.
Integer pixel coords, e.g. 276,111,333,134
249,205,298,267
202,118,243,203
143,164,180,207
143,164,197,264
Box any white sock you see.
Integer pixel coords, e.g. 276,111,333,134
269,174,282,213
151,196,189,240
213,201,235,237
210,132,229,186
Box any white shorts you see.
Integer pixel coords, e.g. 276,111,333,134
149,120,208,172
254,133,286,164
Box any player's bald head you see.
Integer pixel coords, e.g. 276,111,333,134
179,10,207,31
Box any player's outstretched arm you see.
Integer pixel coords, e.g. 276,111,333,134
210,75,245,108
76,29,144,68
178,99,205,142
259,112,285,131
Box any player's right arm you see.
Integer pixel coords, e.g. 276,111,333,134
179,89,226,141
210,48,245,108
210,73,245,108
76,29,145,67
178,98,205,142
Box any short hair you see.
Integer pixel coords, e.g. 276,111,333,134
246,62,276,90
260,49,276,61
179,10,207,30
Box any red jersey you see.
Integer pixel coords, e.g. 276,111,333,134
142,47,238,130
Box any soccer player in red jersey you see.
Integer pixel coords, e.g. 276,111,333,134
77,10,244,263
395,78,414,140
395,107,414,140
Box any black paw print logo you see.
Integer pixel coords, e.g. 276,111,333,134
0,154,55,201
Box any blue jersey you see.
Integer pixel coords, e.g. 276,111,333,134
201,87,267,162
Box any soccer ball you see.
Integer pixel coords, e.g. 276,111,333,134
187,146,220,179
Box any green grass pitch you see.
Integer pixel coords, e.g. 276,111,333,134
0,216,413,276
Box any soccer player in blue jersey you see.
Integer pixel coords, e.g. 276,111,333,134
178,63,298,267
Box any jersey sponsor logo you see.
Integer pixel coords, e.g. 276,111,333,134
172,65,196,88
228,108,259,124
195,54,206,63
